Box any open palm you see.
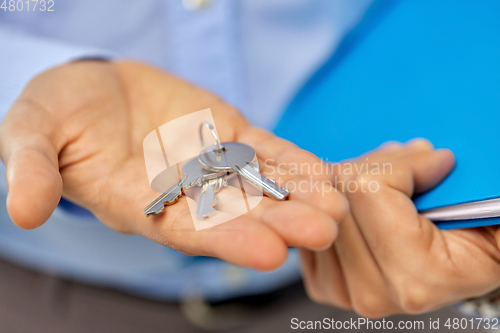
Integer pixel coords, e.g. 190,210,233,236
0,60,348,270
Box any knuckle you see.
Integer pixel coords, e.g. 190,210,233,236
288,206,337,249
332,192,350,222
393,279,432,314
306,288,327,304
302,275,328,304
309,225,337,250
351,293,391,319
344,173,381,199
331,163,351,183
302,271,352,309
282,174,349,223
304,283,333,306
379,141,404,151
306,182,349,222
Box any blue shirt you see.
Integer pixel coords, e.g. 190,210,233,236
0,0,371,301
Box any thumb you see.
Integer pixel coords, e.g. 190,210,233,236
0,101,63,229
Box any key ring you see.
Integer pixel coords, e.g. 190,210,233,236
199,121,223,152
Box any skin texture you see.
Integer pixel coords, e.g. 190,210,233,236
300,139,500,317
0,60,350,271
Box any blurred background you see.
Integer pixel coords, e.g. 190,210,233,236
1,0,499,332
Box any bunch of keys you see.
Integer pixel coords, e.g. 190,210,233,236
144,121,290,219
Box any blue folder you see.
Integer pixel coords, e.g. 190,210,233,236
274,0,500,229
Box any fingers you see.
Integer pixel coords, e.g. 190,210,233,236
156,199,290,271
0,61,122,229
236,126,350,241
333,213,401,317
406,149,455,194
377,149,455,196
226,126,350,250
260,167,349,223
92,157,290,271
153,206,289,271
200,213,289,271
215,186,339,251
0,100,63,229
362,142,455,197
357,138,434,163
236,126,330,181
103,191,290,271
300,248,352,309
304,139,500,317
335,140,457,314
345,147,454,246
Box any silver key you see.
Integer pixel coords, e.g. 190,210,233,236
196,176,227,219
144,175,188,216
198,142,289,200
144,157,227,217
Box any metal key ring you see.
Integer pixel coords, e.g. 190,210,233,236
199,121,223,152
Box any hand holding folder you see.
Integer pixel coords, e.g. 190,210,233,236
299,139,500,316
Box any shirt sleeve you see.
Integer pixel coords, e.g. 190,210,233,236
0,24,115,121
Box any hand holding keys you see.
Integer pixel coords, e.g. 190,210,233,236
144,121,289,219
2,60,344,269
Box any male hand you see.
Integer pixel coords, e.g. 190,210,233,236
0,60,349,270
300,139,500,317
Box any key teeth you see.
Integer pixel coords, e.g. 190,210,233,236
216,178,227,192
154,207,165,216
145,206,165,217
200,207,216,219
144,175,189,217
145,189,184,217
196,202,216,219
165,192,182,206
196,177,226,219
